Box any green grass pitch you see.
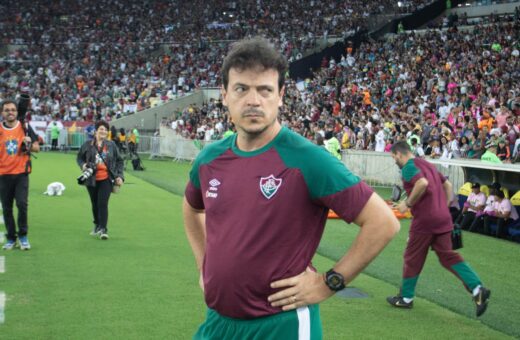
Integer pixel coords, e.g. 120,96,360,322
0,152,517,339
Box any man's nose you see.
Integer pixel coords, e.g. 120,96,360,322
246,90,261,106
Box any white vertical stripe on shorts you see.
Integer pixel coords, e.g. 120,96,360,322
0,291,5,323
0,256,4,273
296,306,310,340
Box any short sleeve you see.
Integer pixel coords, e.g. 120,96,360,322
437,171,447,183
318,182,374,223
402,159,423,184
185,181,204,210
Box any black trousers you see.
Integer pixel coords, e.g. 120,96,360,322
0,174,29,241
468,215,485,233
449,207,460,223
483,216,513,239
128,142,137,156
51,138,58,150
455,211,476,230
86,179,112,231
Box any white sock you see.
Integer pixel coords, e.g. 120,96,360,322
403,297,413,303
472,285,481,296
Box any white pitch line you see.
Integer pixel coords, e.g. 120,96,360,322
0,214,4,243
0,291,5,324
0,208,5,325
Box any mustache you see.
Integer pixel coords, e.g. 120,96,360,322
242,109,265,117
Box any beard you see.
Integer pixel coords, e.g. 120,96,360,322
239,109,277,136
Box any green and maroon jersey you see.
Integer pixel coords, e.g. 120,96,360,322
185,127,373,319
401,158,453,234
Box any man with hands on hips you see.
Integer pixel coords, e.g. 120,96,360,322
183,37,400,339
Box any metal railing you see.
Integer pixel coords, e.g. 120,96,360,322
342,150,402,188
343,150,467,190
45,132,512,193
42,130,87,151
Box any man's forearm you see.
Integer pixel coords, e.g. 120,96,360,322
182,197,206,270
334,194,400,284
443,180,452,206
406,178,428,206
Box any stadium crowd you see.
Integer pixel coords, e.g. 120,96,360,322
1,0,518,162
0,0,435,123
165,15,520,163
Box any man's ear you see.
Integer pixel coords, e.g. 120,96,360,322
278,86,285,107
221,86,228,107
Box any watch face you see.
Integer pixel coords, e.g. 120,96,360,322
326,271,345,290
330,274,342,287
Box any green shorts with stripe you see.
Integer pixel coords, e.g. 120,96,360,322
194,304,323,340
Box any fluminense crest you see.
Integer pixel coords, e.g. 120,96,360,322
259,175,282,200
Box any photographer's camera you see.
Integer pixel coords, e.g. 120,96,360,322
77,163,95,185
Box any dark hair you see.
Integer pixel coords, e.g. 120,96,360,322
324,131,333,140
95,120,109,131
390,141,411,154
316,134,324,146
221,37,288,91
495,189,505,199
491,182,501,190
1,99,17,112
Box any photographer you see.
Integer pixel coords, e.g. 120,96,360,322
1,99,40,250
77,121,124,240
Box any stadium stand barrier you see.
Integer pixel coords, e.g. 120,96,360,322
42,129,86,151
343,149,466,190
47,128,519,198
343,150,520,194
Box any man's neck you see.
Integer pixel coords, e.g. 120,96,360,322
2,120,18,128
236,123,282,152
403,154,414,164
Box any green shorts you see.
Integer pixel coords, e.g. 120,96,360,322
194,304,322,340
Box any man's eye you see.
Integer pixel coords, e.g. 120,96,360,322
235,87,245,93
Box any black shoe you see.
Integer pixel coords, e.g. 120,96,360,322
474,287,490,317
90,225,101,236
387,295,413,308
99,229,109,240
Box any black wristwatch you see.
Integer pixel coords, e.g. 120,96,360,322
324,269,346,292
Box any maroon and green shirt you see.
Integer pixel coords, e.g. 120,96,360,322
185,127,373,319
401,157,453,234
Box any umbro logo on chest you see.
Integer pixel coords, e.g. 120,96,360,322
205,178,221,198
